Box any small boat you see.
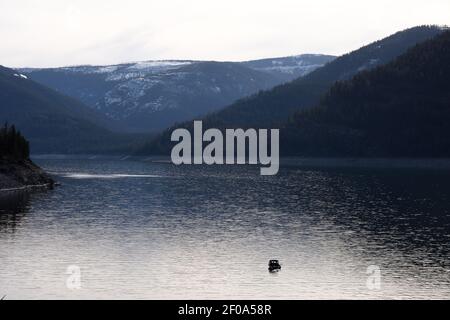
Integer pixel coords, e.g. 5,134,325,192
268,259,281,272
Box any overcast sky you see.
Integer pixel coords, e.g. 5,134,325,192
1,0,449,68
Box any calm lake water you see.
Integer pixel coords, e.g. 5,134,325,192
1,157,450,299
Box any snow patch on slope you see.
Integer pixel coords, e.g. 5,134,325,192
13,73,28,79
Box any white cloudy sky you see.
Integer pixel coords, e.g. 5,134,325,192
1,0,449,67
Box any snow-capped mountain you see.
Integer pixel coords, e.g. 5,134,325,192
19,55,335,132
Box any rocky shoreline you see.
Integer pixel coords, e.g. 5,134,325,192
0,158,55,192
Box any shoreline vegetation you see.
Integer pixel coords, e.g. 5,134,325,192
0,158,55,192
0,124,54,192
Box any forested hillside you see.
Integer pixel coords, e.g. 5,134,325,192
193,25,444,128
283,30,450,157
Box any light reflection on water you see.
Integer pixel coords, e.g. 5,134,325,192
0,158,449,299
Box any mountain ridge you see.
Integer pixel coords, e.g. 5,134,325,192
19,55,334,132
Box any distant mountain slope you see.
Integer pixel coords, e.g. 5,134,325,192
0,66,142,154
138,25,445,155
19,56,333,132
283,30,450,157
241,54,335,82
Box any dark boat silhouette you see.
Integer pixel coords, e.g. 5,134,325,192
268,260,281,272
